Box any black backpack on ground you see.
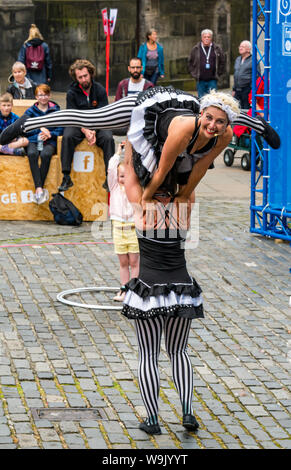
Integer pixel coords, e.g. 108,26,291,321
49,193,83,226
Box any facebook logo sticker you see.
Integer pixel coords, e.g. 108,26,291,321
21,190,34,203
73,151,94,172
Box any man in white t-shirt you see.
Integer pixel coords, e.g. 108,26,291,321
115,57,154,101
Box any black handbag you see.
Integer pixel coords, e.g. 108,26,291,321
49,193,83,226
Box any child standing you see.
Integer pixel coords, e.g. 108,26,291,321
25,84,63,204
108,143,139,301
0,92,28,156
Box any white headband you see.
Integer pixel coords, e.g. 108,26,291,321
200,97,238,123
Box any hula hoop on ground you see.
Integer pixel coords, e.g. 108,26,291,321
56,286,123,310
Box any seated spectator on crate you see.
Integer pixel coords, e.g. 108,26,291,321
57,59,115,193
7,61,37,100
0,92,28,156
24,84,63,204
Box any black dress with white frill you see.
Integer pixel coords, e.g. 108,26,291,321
127,85,217,187
121,226,204,321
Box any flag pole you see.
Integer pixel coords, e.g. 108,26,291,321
101,8,118,96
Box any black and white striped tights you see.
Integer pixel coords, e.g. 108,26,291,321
134,315,194,425
22,94,266,134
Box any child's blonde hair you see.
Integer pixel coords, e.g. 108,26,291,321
12,61,27,73
0,92,13,104
117,161,125,172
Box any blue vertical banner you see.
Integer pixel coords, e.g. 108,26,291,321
269,0,291,211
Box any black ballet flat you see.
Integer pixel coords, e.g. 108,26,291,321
139,420,162,435
256,116,280,149
183,414,199,432
0,114,28,145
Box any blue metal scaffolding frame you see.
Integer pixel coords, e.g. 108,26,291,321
250,0,291,241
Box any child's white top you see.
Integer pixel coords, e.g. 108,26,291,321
108,153,135,222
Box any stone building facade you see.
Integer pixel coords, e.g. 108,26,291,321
0,0,250,94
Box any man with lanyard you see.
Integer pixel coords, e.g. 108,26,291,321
188,29,226,99
58,59,115,192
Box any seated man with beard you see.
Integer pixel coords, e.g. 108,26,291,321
58,59,115,192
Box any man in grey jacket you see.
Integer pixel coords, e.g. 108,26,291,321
188,29,226,98
232,40,260,110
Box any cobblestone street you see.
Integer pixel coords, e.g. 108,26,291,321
0,153,290,451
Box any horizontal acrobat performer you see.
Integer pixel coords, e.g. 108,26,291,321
0,86,280,194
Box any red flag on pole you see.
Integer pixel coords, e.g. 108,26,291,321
105,34,110,96
101,8,118,96
101,8,109,34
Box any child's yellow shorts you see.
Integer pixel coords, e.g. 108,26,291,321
112,221,139,255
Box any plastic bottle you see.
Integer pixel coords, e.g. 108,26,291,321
37,133,43,151
120,142,125,161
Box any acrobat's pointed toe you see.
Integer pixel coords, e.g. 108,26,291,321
257,116,280,149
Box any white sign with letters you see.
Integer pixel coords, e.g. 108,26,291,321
0,190,35,204
73,151,94,172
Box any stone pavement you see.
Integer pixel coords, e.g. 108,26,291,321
0,138,291,451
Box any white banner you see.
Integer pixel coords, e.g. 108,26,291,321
109,8,118,35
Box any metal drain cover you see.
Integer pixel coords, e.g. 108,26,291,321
31,407,108,421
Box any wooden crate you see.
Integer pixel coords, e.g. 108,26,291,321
12,99,36,117
56,138,108,222
0,140,108,222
